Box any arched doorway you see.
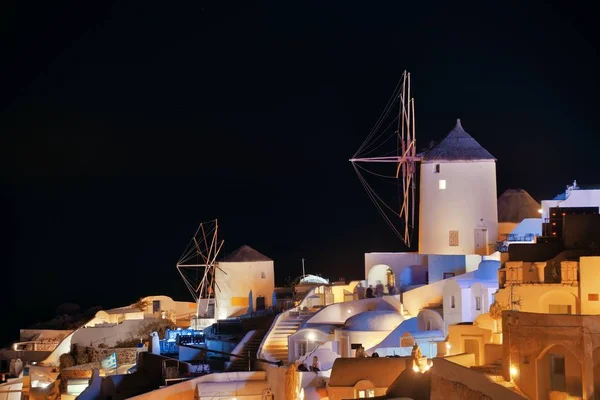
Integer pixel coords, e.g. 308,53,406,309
536,344,582,400
368,264,392,287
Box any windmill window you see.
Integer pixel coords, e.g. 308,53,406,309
451,296,456,308
439,179,446,190
434,164,441,173
449,230,459,246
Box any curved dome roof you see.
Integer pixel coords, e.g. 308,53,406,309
343,310,404,331
474,260,500,280
497,189,540,223
299,274,329,284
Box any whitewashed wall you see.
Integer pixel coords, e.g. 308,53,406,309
541,189,600,220
215,260,275,319
419,160,498,255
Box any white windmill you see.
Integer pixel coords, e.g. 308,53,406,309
176,219,225,323
350,71,421,248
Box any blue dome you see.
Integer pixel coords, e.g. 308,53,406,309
474,260,500,280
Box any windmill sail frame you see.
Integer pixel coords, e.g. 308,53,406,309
176,219,225,318
350,71,421,247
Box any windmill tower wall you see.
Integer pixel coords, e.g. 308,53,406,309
418,120,498,255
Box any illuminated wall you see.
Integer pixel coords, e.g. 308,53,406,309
419,160,498,256
215,260,275,319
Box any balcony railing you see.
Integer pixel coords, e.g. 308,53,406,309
507,233,536,242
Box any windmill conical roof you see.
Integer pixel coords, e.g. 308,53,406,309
221,245,272,262
497,189,541,223
421,119,495,162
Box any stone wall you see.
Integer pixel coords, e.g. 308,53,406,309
59,347,140,393
72,346,138,365
431,374,491,400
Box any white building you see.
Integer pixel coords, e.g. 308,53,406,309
365,252,482,290
419,119,498,256
442,260,499,330
540,180,600,221
215,245,275,320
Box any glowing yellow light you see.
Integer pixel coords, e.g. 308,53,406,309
538,209,543,214
446,342,451,349
510,366,518,378
306,332,316,341
412,364,419,372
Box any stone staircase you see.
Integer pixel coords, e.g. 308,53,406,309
259,310,316,365
227,330,266,372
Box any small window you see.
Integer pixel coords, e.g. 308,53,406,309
152,300,161,313
434,164,441,173
449,230,459,246
475,296,482,311
439,179,446,190
261,271,266,279
589,293,599,301
426,320,432,330
297,341,307,357
357,389,375,398
451,296,456,308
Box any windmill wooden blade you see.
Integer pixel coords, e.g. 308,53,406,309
350,71,420,248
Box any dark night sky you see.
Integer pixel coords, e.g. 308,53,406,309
2,1,598,345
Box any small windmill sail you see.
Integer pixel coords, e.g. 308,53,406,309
350,71,421,247
176,219,225,317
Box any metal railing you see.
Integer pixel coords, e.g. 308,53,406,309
507,233,536,242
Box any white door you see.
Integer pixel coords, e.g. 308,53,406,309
474,228,488,256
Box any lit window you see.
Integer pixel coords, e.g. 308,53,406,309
475,296,481,311
357,389,375,398
439,179,446,190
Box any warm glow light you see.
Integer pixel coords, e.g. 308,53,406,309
306,332,316,341
298,388,305,400
347,309,352,314
412,364,419,372
446,343,451,349
538,208,543,214
31,380,50,388
510,366,518,378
